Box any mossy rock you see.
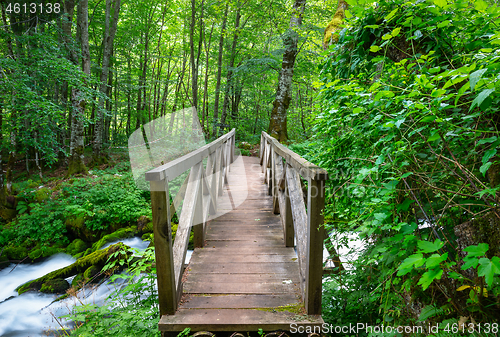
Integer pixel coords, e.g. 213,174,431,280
35,187,51,203
40,279,70,294
83,265,103,283
3,246,28,260
142,232,154,241
71,273,85,287
137,215,152,233
17,243,130,295
66,239,88,256
65,216,95,242
0,208,17,222
28,247,63,260
91,227,135,251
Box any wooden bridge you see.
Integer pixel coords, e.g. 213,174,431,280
145,130,329,335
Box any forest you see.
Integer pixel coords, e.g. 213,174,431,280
1,0,500,335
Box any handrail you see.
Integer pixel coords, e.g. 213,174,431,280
147,129,236,316
260,131,328,315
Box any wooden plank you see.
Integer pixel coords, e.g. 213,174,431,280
272,153,281,214
192,247,296,255
206,233,284,240
185,273,299,284
190,252,297,263
173,162,202,294
145,129,235,181
193,178,204,248
169,174,189,221
181,294,300,309
205,240,284,248
158,309,324,331
187,262,298,274
286,165,307,295
261,131,328,181
150,179,177,315
203,227,282,235
305,178,325,315
183,282,297,294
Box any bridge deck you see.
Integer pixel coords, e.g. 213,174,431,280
159,156,323,332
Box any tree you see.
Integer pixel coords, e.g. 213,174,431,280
323,0,348,50
93,0,121,164
268,0,306,143
68,0,90,176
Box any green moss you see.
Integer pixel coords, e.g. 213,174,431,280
67,239,88,256
17,243,128,295
35,187,51,203
0,208,17,222
3,246,28,260
65,216,95,242
29,247,63,260
67,146,88,177
83,265,102,283
71,273,85,287
40,279,70,294
91,227,135,251
256,303,305,314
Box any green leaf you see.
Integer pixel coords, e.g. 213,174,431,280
475,0,488,11
477,136,498,146
470,89,495,111
418,305,444,321
345,9,352,18
469,69,487,91
428,133,441,142
431,89,446,97
398,253,425,276
418,268,443,290
480,162,493,176
426,253,448,269
382,33,392,40
370,45,381,53
482,148,497,165
478,256,500,288
433,0,447,7
464,243,489,257
421,115,436,122
437,20,450,28
385,8,398,22
418,239,444,253
391,27,401,37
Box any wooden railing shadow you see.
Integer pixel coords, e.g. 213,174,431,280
260,131,328,315
145,129,236,316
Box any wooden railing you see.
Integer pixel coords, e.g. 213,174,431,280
260,131,328,315
145,129,236,316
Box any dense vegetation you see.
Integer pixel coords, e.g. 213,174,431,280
1,0,500,335
296,0,500,332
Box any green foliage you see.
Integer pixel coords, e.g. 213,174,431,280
66,246,160,336
304,0,500,328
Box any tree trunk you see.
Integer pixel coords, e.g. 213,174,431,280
268,0,306,143
92,0,121,164
323,0,348,50
67,0,89,176
211,3,229,138
220,6,241,136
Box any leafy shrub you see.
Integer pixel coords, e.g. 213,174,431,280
66,246,161,336
308,0,500,328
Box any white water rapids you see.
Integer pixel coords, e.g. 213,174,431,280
0,237,162,337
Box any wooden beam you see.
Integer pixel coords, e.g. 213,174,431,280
286,165,307,296
150,179,177,315
304,178,325,315
261,131,328,181
173,162,202,296
146,129,235,181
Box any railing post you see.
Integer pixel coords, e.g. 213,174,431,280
268,144,274,196
150,179,177,316
283,164,294,247
304,178,325,315
193,179,204,248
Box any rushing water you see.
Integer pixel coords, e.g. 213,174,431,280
0,237,157,337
